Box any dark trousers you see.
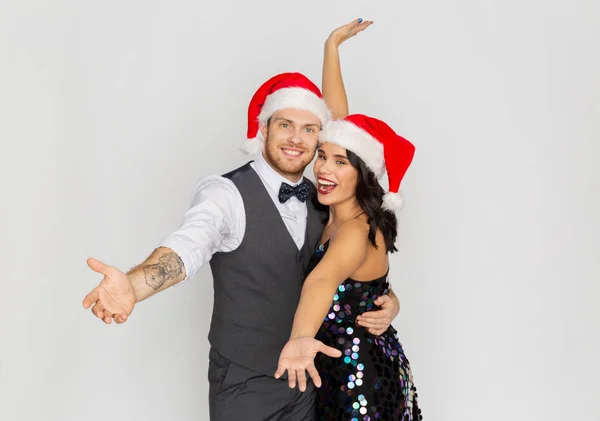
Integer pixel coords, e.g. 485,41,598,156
208,348,317,421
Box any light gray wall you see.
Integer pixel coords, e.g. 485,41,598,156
1,1,598,420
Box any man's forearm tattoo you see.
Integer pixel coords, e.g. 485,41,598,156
143,252,184,290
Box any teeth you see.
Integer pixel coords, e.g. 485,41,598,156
318,179,336,186
283,149,301,156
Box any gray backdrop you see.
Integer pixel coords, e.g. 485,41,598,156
1,0,599,420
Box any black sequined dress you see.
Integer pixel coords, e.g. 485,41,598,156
308,240,422,421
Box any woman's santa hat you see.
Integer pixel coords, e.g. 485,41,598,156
319,114,415,211
244,72,332,155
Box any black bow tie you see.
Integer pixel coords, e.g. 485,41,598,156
278,180,311,203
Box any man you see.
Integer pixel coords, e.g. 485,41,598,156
83,72,399,421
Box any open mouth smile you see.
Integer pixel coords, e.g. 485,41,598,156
317,177,337,194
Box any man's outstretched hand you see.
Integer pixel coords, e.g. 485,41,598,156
83,258,136,324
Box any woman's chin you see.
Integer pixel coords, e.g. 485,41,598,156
317,193,331,206
317,193,339,206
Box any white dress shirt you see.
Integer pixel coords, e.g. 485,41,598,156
158,153,308,282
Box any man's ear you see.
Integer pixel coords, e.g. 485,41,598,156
260,123,268,140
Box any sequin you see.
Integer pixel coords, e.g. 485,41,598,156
309,240,422,421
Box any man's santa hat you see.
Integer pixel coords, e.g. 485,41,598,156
243,72,332,155
319,114,415,211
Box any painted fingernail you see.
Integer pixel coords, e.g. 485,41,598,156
358,18,363,23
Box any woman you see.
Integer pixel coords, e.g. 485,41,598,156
274,20,422,421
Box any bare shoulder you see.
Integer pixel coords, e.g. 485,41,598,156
322,218,370,272
332,218,370,244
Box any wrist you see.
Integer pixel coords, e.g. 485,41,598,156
290,333,313,340
325,38,340,50
130,274,148,303
132,279,143,303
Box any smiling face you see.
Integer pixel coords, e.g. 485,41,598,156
313,141,360,206
260,108,321,181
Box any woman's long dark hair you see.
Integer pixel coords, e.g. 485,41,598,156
347,150,398,253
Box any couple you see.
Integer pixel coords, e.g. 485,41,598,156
82,20,421,421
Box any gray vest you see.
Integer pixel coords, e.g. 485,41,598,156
208,162,327,376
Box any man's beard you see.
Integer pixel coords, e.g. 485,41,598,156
263,137,313,179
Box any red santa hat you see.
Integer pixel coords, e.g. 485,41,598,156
319,114,415,211
244,72,332,154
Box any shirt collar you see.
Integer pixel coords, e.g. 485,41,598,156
254,152,304,191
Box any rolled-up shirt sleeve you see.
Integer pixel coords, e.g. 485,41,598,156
158,175,245,283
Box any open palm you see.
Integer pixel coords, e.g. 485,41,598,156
274,337,342,392
82,257,136,324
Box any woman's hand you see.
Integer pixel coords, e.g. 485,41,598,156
274,337,342,392
326,18,373,49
